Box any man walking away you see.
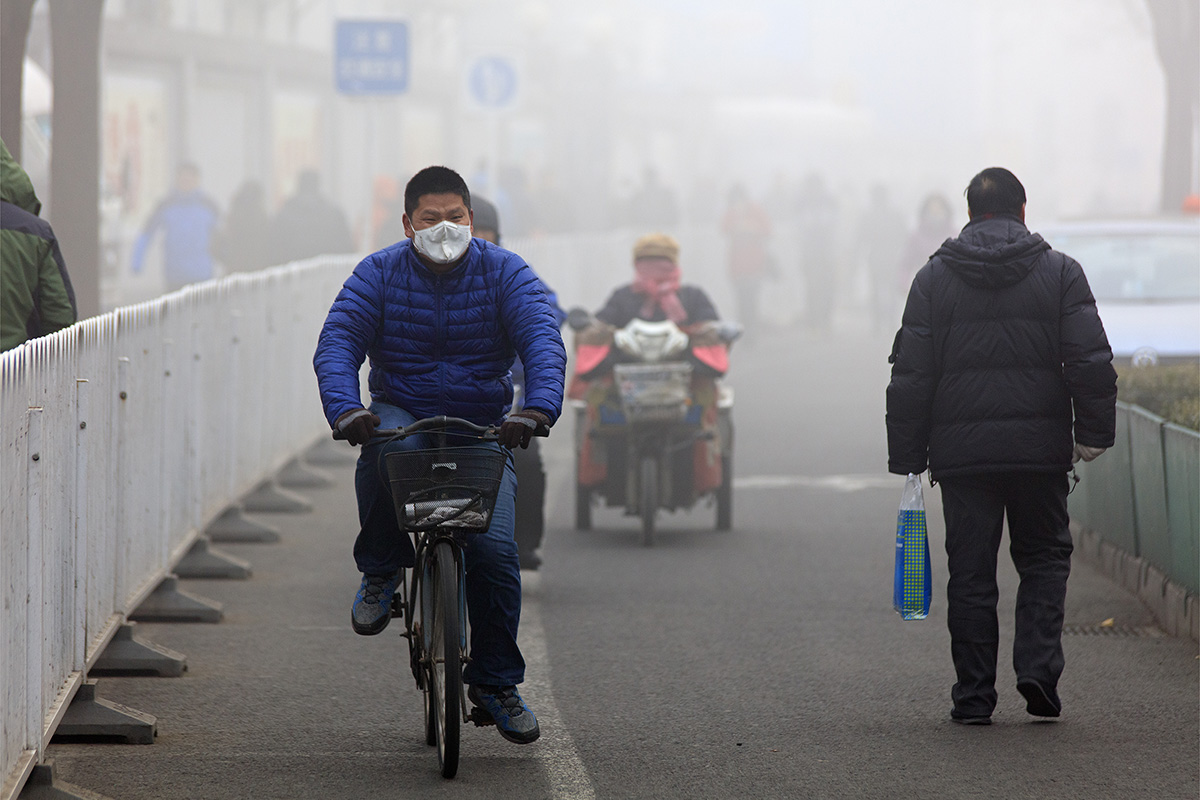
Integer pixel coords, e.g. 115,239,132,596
886,167,1117,725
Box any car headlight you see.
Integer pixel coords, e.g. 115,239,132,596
1131,346,1159,367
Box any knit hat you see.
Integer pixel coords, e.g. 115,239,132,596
632,233,679,264
472,195,500,237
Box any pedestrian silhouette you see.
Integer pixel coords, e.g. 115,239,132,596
213,180,272,273
130,162,220,291
269,169,354,263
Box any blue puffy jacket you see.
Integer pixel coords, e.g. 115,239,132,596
314,237,567,429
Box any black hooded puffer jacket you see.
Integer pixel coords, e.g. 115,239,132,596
886,215,1117,479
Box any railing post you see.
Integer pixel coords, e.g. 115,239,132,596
160,337,174,571
114,356,130,612
25,406,44,756
189,317,204,531
74,378,89,672
225,311,242,502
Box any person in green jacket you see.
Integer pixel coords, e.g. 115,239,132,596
1,138,76,351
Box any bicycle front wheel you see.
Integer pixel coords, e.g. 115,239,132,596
640,456,657,547
428,540,462,778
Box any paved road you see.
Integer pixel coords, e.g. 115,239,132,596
48,326,1198,799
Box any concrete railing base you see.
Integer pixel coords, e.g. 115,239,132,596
305,437,358,466
277,456,336,488
1072,523,1199,641
89,624,187,678
50,682,156,745
241,479,313,513
17,759,115,800
174,537,252,579
205,505,281,543
128,576,223,624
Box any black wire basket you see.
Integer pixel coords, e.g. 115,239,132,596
384,445,507,532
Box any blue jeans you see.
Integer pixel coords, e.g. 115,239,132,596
353,401,525,686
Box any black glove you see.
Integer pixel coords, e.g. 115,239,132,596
499,409,550,450
335,408,381,446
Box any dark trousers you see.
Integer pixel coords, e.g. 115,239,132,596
512,438,546,565
939,472,1072,717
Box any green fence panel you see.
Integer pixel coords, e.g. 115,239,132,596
1162,423,1199,593
1130,405,1172,572
1067,443,1094,531
1071,404,1138,554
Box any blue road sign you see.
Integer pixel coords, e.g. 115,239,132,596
335,20,409,95
468,56,518,109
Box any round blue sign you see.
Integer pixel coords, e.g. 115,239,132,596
469,57,517,109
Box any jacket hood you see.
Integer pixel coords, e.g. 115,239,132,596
0,138,42,215
935,214,1050,290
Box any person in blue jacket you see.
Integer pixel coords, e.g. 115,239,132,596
130,162,219,291
313,166,566,745
471,195,567,570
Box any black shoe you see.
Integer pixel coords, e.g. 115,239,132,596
950,714,988,729
519,551,542,571
945,710,993,729
1016,680,1061,718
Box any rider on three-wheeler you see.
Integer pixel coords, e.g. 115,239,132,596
569,233,734,530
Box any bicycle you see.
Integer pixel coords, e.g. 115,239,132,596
335,414,528,779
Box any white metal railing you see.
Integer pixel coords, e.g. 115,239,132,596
0,255,355,800
1,228,730,798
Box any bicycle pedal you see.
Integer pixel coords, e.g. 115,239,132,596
469,706,496,727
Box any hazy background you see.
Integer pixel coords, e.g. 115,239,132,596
9,0,1192,310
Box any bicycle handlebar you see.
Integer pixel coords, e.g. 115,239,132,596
332,414,548,443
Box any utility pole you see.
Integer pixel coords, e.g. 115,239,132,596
1146,0,1200,212
49,0,105,319
0,0,37,159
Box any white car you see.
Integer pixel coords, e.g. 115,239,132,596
1040,219,1200,365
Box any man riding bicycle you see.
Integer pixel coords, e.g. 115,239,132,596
313,166,566,745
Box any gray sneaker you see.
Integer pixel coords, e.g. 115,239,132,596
351,573,397,636
468,684,540,744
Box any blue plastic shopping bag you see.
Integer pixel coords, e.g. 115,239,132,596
893,473,931,620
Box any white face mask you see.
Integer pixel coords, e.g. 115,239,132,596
412,220,472,264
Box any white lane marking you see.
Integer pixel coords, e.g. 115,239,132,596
521,571,595,800
734,474,901,492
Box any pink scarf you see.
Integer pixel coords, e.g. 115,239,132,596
631,258,687,324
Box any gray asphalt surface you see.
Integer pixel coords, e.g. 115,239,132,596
47,325,1198,799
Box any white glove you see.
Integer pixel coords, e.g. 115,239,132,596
1072,444,1106,464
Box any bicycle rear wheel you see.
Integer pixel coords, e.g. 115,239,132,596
428,540,462,778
